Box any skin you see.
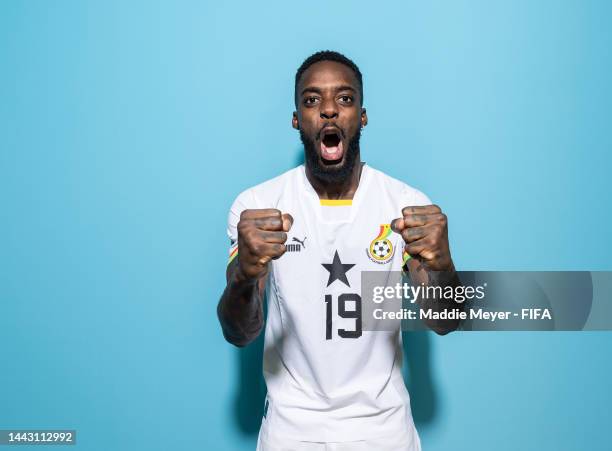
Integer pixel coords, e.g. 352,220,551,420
217,209,293,347
218,61,460,347
391,205,462,335
293,61,367,199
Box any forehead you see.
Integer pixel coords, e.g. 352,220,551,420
298,60,359,92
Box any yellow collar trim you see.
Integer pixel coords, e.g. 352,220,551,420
319,199,353,206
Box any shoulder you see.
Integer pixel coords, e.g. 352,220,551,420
226,166,302,238
229,165,302,211
247,166,301,204
366,165,431,206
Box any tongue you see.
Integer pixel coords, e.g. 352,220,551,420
321,140,344,161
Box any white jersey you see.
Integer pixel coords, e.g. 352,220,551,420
226,163,431,444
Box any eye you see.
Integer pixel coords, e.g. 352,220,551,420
339,95,353,104
304,96,319,106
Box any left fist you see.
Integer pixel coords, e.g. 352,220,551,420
391,205,453,272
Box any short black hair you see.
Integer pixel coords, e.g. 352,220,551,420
294,50,363,107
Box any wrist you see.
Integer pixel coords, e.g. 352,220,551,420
427,260,459,287
234,259,264,286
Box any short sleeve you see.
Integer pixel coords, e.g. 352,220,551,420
402,186,432,208
226,189,256,264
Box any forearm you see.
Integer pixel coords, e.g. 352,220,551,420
217,260,265,347
411,262,463,335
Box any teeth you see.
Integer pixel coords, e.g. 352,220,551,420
321,137,342,160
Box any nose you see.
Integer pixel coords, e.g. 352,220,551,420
320,98,338,120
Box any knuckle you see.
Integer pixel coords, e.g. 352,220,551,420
243,229,255,242
237,227,249,242
251,243,262,255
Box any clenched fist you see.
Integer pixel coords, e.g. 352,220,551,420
391,205,453,272
237,209,294,280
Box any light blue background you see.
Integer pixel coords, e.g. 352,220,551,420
1,1,611,450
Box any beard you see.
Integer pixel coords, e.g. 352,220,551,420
300,127,361,185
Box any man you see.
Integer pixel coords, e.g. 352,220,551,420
218,51,460,451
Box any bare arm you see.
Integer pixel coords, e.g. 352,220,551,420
217,258,267,347
393,205,462,335
405,257,463,335
217,209,293,347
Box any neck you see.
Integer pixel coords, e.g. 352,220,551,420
305,155,364,200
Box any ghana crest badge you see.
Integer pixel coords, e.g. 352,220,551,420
366,224,395,264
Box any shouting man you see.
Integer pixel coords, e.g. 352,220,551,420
218,50,461,451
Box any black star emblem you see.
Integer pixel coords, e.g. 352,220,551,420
321,250,355,287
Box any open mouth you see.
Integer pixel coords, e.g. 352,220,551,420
320,128,344,163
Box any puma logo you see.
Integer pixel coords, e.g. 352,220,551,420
292,236,307,248
287,236,307,253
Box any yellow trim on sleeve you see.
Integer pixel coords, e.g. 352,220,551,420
228,247,238,265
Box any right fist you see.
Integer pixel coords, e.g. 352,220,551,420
236,209,293,280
